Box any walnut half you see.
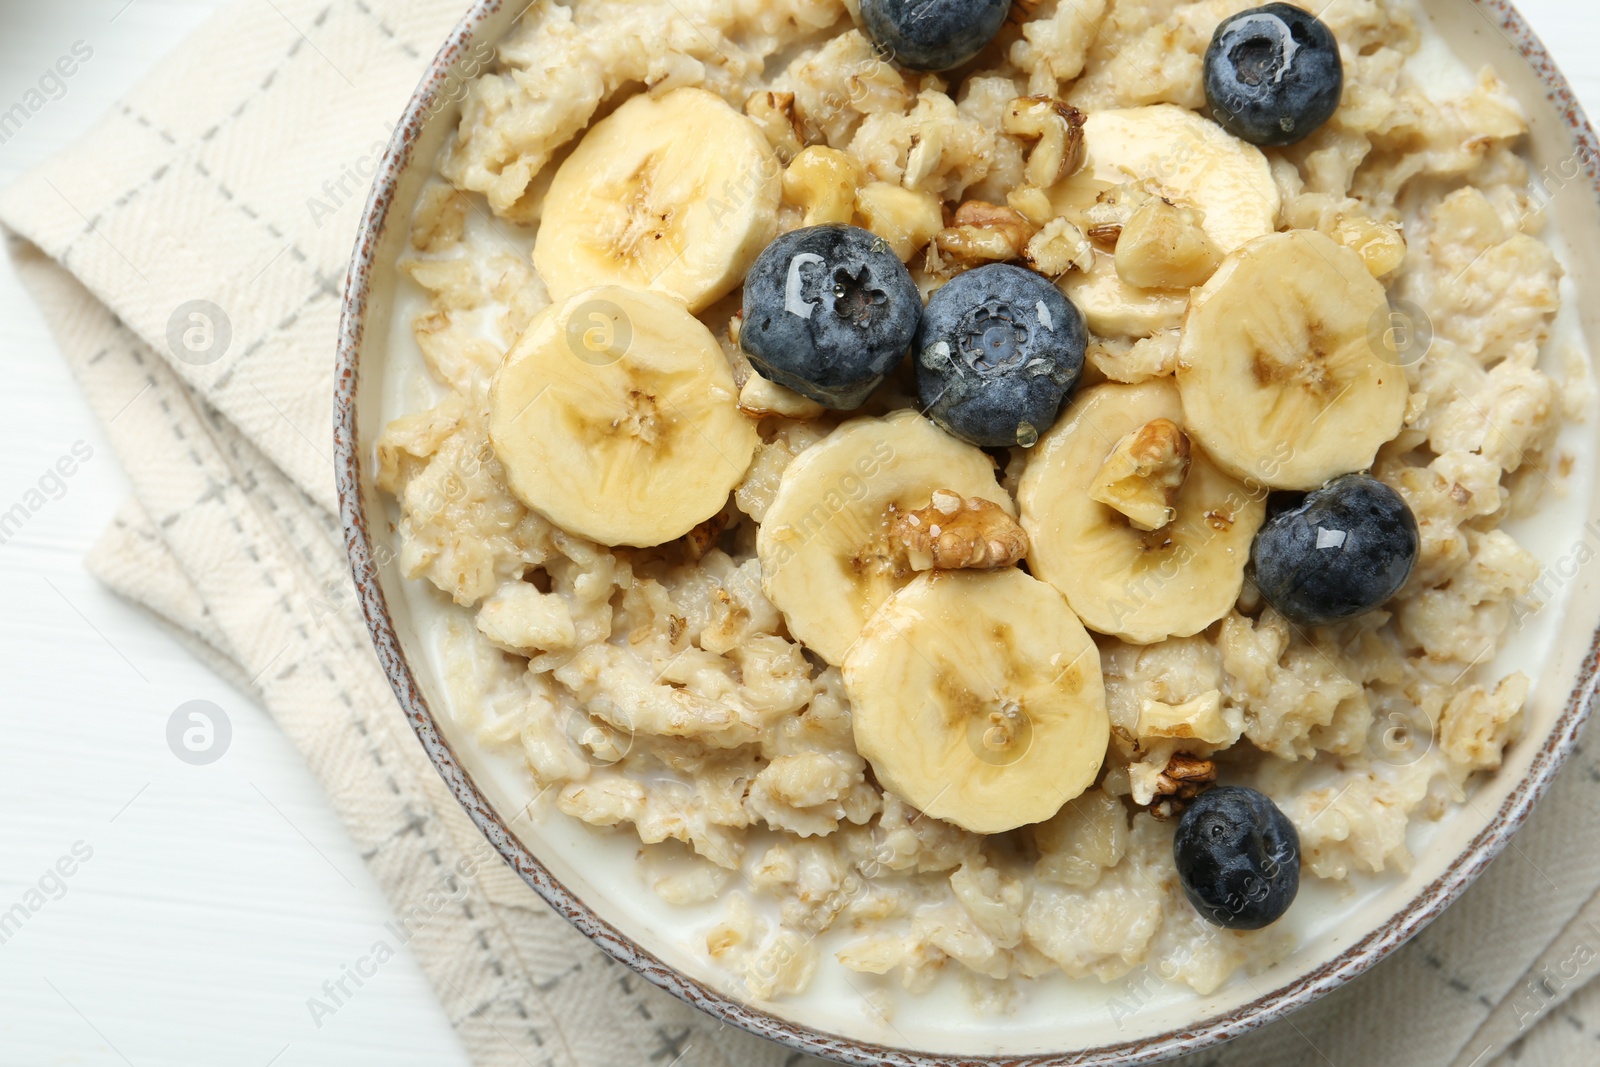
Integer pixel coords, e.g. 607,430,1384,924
934,200,1039,268
1149,754,1217,821
889,490,1030,571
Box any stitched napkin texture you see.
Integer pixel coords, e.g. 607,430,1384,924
3,1,1597,1064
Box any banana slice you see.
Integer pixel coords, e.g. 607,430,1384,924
1076,105,1279,254
489,287,759,548
533,88,781,313
1175,230,1406,490
843,568,1109,834
1019,380,1266,644
1060,254,1189,338
1046,105,1278,339
757,410,1011,666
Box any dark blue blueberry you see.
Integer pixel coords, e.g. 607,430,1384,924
914,264,1085,448
1204,3,1343,147
740,225,922,410
1250,473,1419,627
859,0,1011,73
1174,786,1300,931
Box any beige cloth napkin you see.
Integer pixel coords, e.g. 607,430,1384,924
3,1,1598,1064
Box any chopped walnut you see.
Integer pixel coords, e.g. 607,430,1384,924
1115,197,1220,289
889,490,1029,571
934,201,1038,267
1081,183,1154,250
1087,331,1181,385
682,509,731,562
1006,185,1055,227
1088,418,1192,531
1025,217,1094,277
1002,96,1087,189
745,90,804,164
1149,754,1217,820
783,145,862,228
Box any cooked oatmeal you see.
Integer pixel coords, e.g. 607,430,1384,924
376,0,1589,1007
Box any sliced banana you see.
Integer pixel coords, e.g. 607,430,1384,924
843,568,1109,834
1019,380,1266,645
1060,254,1189,338
1046,105,1277,338
1175,230,1406,490
757,410,1012,666
1076,105,1278,254
533,88,781,313
489,287,759,548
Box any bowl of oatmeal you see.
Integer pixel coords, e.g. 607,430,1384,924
335,0,1600,1062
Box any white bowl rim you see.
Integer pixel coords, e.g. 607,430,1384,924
333,2,1600,1062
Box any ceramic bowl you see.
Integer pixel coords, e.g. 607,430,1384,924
336,2,1600,1062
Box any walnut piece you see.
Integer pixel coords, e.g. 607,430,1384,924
1081,183,1154,249
1087,330,1181,385
682,508,732,562
1149,753,1217,821
782,145,862,227
889,490,1029,572
745,90,804,164
934,200,1038,267
1115,197,1220,289
1088,418,1192,531
1026,216,1094,277
1006,184,1055,227
1001,96,1087,189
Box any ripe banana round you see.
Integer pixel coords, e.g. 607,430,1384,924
757,410,1012,666
1060,254,1189,338
489,286,759,548
1019,380,1266,644
1175,230,1407,490
843,568,1109,834
1079,104,1279,254
533,88,781,313
1049,105,1277,338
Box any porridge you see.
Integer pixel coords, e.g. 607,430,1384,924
375,0,1592,1010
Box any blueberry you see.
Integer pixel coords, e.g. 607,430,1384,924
740,225,922,410
1250,473,1419,627
914,264,1085,448
1203,3,1343,147
1174,786,1300,930
859,0,1011,73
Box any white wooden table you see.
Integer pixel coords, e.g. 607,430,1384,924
0,2,467,1063
1,1,1597,1064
